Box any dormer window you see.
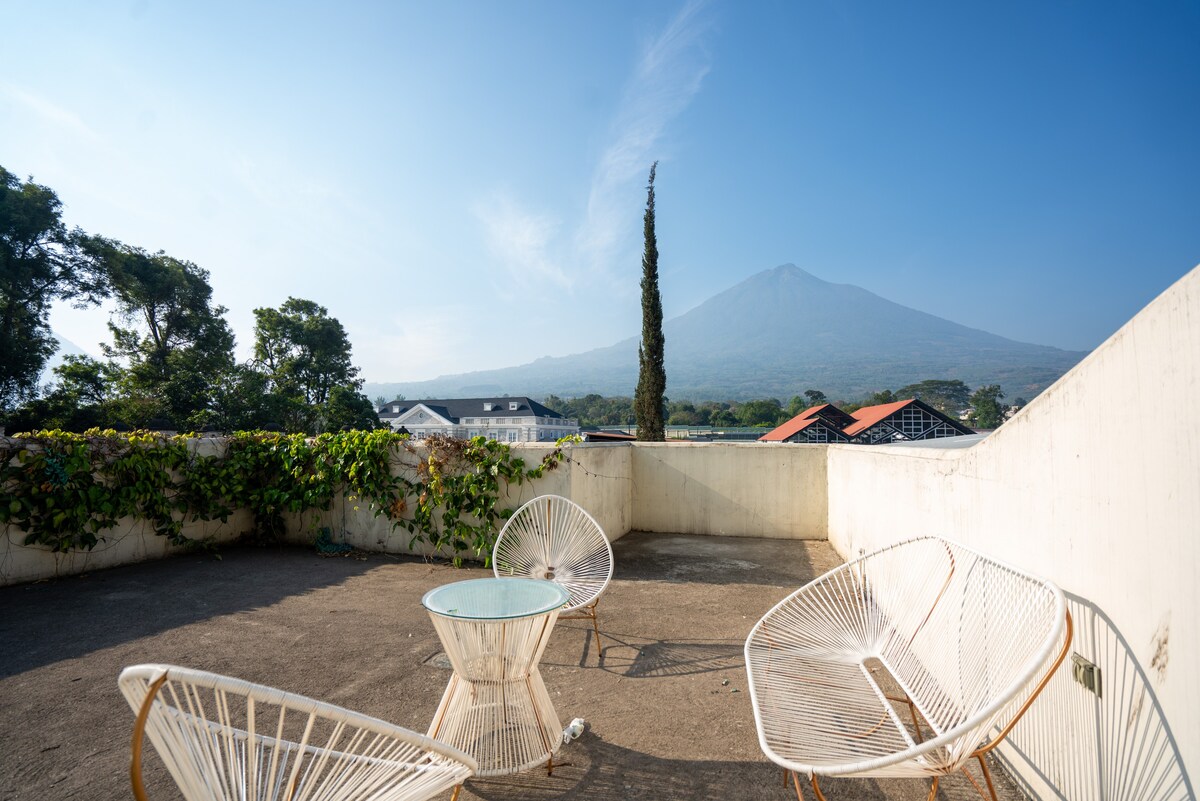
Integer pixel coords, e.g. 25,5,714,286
483,402,496,412
391,405,399,413
509,402,519,411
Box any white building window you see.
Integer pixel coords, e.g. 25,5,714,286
507,431,517,442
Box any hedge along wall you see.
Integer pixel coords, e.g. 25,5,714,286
291,441,635,559
0,431,596,587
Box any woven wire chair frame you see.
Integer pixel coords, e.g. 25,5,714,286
492,495,613,652
119,664,477,801
744,537,1071,801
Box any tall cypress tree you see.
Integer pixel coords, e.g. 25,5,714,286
634,162,665,441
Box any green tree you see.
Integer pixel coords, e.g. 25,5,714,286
865,389,898,406
203,364,284,432
89,240,235,429
708,407,738,427
736,398,786,427
3,355,116,432
803,389,827,407
252,297,362,432
667,400,701,426
320,385,381,432
968,384,1006,429
634,162,665,441
0,167,105,411
895,379,971,413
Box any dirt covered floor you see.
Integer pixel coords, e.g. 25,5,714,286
0,533,1024,801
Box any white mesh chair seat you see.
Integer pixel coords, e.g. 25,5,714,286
119,664,476,801
492,495,614,654
744,537,1071,800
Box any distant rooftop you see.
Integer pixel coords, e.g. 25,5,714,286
377,396,566,422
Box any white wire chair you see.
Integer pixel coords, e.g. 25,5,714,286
492,494,614,654
118,664,477,801
744,537,1071,801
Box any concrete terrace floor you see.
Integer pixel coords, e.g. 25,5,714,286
0,533,1025,801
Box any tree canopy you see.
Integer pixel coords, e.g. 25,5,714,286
894,379,971,413
252,297,368,432
0,167,105,410
968,384,1006,429
87,239,236,429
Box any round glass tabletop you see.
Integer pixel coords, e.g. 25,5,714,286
421,577,569,620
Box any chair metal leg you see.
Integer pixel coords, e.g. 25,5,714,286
925,776,940,801
450,785,462,801
975,754,1001,801
789,770,806,801
590,604,602,656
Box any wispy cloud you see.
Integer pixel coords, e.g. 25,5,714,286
473,192,569,298
1,84,100,144
472,0,713,300
576,0,713,277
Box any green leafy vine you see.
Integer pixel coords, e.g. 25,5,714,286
0,429,566,563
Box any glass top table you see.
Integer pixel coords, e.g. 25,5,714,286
422,577,569,620
423,577,571,777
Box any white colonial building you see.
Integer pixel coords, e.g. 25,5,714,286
376,397,579,443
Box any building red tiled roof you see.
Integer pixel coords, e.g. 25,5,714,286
796,404,829,420
758,417,819,442
842,399,916,437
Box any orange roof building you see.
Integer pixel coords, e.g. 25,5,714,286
759,398,973,444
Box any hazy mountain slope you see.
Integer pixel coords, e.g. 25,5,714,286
366,265,1087,402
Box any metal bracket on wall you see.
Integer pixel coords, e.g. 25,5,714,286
1071,653,1102,698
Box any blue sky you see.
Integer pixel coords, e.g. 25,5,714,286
4,0,1198,384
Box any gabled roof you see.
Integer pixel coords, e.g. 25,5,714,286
804,403,858,428
795,404,826,419
759,403,858,442
762,397,972,443
843,399,917,437
390,403,455,427
377,397,567,423
759,417,819,442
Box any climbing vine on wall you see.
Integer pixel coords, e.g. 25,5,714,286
0,429,566,562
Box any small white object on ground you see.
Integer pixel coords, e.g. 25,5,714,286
562,717,586,743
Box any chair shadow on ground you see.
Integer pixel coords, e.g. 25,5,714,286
541,623,745,678
464,731,891,801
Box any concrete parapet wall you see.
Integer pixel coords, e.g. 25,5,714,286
631,442,827,538
0,514,250,586
825,265,1200,799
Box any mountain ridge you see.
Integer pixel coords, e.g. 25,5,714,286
365,264,1087,403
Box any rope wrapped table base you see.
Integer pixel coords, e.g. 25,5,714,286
423,578,569,777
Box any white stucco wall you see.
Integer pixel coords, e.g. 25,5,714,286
0,515,251,586
826,265,1200,799
631,442,828,538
